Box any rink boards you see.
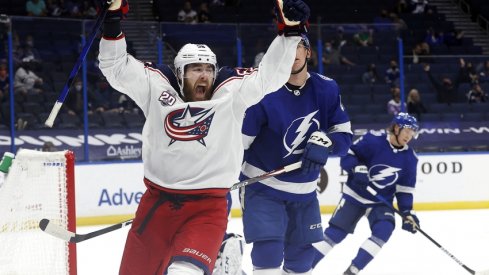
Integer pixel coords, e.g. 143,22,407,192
74,153,489,226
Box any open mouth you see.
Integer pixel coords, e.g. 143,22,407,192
194,85,207,100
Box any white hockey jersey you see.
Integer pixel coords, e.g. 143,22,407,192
98,35,300,195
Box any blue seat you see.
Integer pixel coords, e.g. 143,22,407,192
350,94,372,105
429,103,450,113
441,113,462,122
375,113,392,123
365,103,385,114
345,105,365,115
351,114,376,124
470,103,489,113
421,113,441,122
449,103,471,114
462,112,486,122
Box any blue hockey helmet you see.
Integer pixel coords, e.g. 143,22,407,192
300,34,311,49
392,112,419,138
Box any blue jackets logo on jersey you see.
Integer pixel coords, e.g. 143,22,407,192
283,110,319,157
164,105,215,146
369,164,402,189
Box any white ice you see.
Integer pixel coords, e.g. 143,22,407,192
77,209,489,275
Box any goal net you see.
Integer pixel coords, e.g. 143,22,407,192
0,149,76,275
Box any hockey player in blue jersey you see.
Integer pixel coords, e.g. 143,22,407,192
239,34,353,275
312,112,421,275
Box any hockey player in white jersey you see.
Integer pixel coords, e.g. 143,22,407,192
240,34,352,275
98,0,310,274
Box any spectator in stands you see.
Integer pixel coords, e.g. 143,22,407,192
210,0,225,6
12,32,24,65
90,76,123,113
412,42,431,64
407,88,427,121
389,12,408,32
82,0,97,18
411,0,429,14
466,83,488,104
322,41,355,67
362,63,380,84
21,35,42,62
14,56,44,96
197,2,212,23
0,63,8,104
177,0,197,23
385,59,400,86
373,9,392,31
396,0,411,14
63,78,84,116
424,62,463,104
476,60,489,83
459,58,478,84
26,0,48,16
353,25,374,47
330,26,348,49
424,27,444,47
46,0,65,17
41,141,57,152
444,29,465,47
387,86,406,115
64,0,82,18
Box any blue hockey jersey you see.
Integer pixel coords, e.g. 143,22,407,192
341,132,418,211
240,72,352,201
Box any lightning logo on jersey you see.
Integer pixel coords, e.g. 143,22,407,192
164,105,215,146
283,110,319,157
369,164,401,189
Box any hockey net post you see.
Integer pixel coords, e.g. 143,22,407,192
0,149,77,275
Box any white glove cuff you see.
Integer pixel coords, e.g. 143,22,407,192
353,165,368,174
308,131,332,148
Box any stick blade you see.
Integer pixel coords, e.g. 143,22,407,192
39,218,75,242
475,269,489,275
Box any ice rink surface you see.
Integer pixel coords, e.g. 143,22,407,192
77,209,489,275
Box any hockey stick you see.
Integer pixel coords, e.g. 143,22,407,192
367,186,489,275
39,218,133,243
229,161,302,191
40,161,302,243
44,3,110,127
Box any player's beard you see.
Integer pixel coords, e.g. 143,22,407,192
183,79,212,101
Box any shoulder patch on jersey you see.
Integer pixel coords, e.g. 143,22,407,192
144,62,180,92
213,66,257,94
318,74,333,81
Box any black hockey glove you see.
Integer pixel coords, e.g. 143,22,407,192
105,0,129,21
301,131,332,174
275,0,310,36
401,210,420,234
103,0,129,38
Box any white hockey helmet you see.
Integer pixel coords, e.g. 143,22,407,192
174,43,217,92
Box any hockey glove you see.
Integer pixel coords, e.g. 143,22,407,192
348,165,370,190
105,0,129,21
275,0,310,36
401,210,420,234
301,131,332,174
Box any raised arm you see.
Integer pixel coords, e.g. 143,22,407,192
220,0,310,108
98,0,167,113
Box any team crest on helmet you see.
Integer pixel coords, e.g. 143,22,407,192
164,105,215,146
368,164,402,189
283,110,320,157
